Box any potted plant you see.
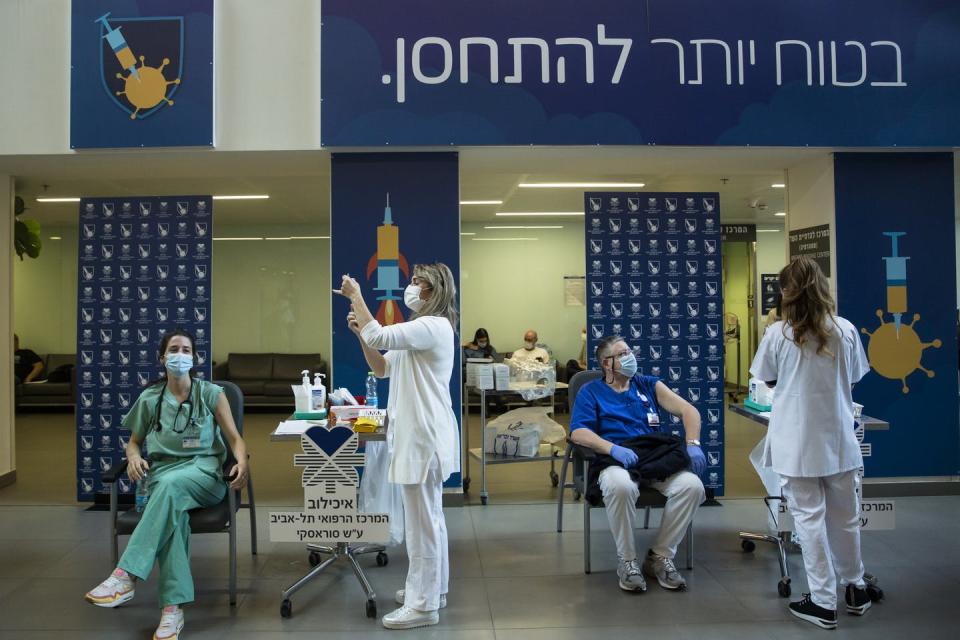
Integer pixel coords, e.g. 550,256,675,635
14,196,42,260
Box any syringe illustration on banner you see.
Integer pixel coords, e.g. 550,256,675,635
269,426,389,543
860,232,941,394
367,195,411,326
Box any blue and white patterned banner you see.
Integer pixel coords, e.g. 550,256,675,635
584,193,725,495
76,196,213,502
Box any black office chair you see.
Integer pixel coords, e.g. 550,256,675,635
556,370,693,574
102,380,258,606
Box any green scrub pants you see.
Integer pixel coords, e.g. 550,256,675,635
118,455,226,606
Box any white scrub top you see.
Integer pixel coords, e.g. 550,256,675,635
749,317,871,478
361,316,460,485
511,346,551,363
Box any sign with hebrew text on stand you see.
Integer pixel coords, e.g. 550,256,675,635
269,426,390,544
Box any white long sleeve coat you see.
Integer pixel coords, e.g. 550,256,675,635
361,316,460,485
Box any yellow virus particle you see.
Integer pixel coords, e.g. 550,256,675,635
860,310,941,393
115,56,181,120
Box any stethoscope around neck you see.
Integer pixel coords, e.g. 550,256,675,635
153,378,199,434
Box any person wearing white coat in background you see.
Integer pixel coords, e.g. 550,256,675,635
750,257,874,631
335,263,460,631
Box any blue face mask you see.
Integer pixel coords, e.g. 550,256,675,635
617,352,638,379
164,353,194,378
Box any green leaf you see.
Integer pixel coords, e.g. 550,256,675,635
14,218,42,260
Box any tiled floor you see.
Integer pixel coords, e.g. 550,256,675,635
1,496,958,639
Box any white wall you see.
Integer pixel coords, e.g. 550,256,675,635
460,223,586,365
13,225,76,356
1,176,15,482
785,153,837,300
0,0,323,155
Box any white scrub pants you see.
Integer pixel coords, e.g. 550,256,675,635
599,467,704,561
781,470,866,610
400,456,449,612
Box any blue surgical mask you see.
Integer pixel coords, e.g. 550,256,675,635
164,353,194,378
617,352,638,379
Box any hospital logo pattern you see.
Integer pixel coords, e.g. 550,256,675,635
76,197,213,501
585,193,725,494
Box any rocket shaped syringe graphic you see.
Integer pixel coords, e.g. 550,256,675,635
882,232,908,336
366,194,410,326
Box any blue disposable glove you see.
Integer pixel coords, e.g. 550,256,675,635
687,444,707,477
610,444,639,469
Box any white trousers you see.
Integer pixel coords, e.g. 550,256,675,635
781,470,866,610
400,456,449,612
599,467,704,561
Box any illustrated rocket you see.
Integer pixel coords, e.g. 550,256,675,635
881,232,908,336
366,194,410,326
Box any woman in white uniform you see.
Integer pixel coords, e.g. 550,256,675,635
750,257,873,630
335,263,459,631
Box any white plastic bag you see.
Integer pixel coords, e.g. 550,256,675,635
359,441,404,546
489,406,566,444
508,359,556,400
484,420,541,457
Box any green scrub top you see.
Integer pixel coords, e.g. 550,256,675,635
123,378,228,469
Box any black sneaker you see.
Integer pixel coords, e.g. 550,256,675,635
845,584,872,616
789,593,838,630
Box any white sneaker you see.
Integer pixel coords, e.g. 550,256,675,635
395,589,447,608
84,569,135,607
154,606,184,640
382,605,439,630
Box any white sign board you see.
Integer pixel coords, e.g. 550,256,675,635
269,425,390,544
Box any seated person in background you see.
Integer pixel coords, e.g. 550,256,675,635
511,330,551,363
570,335,706,593
13,334,43,383
565,326,588,381
463,328,498,360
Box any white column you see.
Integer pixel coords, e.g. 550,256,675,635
785,153,838,303
0,176,15,487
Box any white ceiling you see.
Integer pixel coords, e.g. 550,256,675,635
3,146,827,228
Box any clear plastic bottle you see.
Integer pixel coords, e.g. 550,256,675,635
135,474,150,513
365,372,378,408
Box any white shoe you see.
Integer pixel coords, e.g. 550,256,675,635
395,589,447,608
84,569,135,607
154,606,184,640
381,605,439,630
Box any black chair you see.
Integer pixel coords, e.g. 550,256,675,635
103,380,258,606
556,370,693,574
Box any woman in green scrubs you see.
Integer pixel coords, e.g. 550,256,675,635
84,328,249,640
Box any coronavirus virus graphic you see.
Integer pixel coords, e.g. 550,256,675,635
115,56,181,119
861,310,941,394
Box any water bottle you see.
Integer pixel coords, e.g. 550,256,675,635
365,372,378,408
135,474,150,513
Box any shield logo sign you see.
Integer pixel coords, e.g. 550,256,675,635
98,14,184,120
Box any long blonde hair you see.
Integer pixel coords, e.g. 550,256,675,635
779,257,837,356
412,263,459,330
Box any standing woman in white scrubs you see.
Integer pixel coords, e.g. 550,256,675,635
750,257,873,630
335,263,459,631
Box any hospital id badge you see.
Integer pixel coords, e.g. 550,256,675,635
182,425,202,449
647,412,660,427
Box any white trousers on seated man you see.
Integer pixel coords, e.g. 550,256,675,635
599,467,704,561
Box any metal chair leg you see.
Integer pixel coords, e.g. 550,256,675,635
246,470,258,555
583,459,591,574
228,489,238,606
643,505,651,529
557,444,571,532
685,522,693,570
109,481,119,566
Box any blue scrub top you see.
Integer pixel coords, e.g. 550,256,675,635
570,375,662,445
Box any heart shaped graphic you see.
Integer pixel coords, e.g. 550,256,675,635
305,425,355,457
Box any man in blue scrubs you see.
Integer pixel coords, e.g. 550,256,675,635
571,336,706,593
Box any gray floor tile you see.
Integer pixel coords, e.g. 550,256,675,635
0,538,86,578
495,625,680,639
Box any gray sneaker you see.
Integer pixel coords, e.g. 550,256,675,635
616,558,647,592
643,550,687,590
